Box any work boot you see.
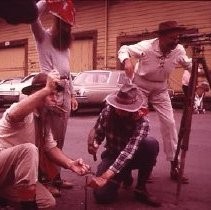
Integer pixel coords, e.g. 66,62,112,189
170,161,189,184
122,174,133,189
53,179,73,189
134,187,161,207
20,201,38,210
45,184,61,197
53,174,73,189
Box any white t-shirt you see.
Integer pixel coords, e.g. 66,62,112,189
0,103,57,151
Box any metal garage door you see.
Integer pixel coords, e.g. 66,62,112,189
0,47,25,79
69,39,93,72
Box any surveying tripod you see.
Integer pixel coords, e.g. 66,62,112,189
173,32,211,202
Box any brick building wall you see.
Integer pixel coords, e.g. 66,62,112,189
0,0,211,92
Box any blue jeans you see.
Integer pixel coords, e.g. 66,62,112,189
94,136,159,204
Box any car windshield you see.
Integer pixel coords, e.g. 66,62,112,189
1,78,22,84
21,74,37,83
73,72,110,85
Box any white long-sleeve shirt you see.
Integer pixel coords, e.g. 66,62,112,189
118,38,192,82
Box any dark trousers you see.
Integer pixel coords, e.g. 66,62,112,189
182,85,189,97
94,136,159,203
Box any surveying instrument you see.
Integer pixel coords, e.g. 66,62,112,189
173,31,211,202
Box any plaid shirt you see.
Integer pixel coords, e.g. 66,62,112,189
93,105,150,174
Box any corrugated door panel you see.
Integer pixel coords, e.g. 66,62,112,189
0,47,25,79
70,39,93,72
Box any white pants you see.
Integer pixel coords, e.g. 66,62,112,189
134,74,178,161
0,143,55,208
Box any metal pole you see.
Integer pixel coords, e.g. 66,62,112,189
84,176,88,210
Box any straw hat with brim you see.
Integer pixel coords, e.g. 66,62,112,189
157,21,186,34
22,72,64,95
106,83,144,112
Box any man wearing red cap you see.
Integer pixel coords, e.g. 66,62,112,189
31,0,78,196
118,21,192,183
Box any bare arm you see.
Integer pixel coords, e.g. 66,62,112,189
123,58,135,79
31,0,47,42
9,71,60,122
118,43,144,79
47,147,90,175
87,107,108,157
69,76,78,111
177,45,192,71
9,88,50,122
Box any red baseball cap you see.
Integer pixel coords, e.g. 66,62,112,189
46,0,75,25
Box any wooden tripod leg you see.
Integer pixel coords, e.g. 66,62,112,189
174,108,186,166
175,56,199,203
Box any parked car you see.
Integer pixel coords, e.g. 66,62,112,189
0,73,37,107
72,70,128,112
0,77,23,85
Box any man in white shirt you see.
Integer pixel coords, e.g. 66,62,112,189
118,21,192,183
0,71,90,209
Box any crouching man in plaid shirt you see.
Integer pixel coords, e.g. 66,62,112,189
87,83,161,207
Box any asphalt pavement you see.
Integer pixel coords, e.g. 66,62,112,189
56,109,211,210
1,108,211,210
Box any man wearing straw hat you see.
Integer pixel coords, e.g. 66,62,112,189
87,83,161,207
118,21,192,183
